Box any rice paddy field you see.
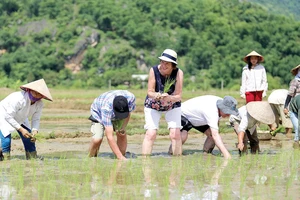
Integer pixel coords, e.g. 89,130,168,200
1,88,300,200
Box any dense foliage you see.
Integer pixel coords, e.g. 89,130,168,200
0,0,300,91
248,0,300,20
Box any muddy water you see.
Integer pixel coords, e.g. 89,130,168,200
2,130,300,199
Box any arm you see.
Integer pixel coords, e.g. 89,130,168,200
4,98,23,131
30,101,44,136
118,113,131,134
240,70,246,98
147,68,160,99
284,95,292,114
105,125,126,160
237,131,245,151
262,68,268,96
210,128,231,159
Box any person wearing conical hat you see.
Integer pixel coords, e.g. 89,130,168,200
0,79,52,161
240,51,268,103
283,64,300,147
268,89,293,138
229,101,275,155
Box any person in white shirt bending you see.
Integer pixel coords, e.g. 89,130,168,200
169,95,239,159
0,79,52,161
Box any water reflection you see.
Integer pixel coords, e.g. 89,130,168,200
142,157,231,200
0,169,16,200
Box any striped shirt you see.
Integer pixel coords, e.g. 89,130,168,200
90,90,136,127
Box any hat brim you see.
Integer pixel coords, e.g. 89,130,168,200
291,64,300,76
20,79,53,101
246,101,275,124
216,99,239,116
158,56,177,65
243,56,264,63
114,111,129,120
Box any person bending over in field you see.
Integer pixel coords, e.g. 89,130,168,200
229,101,275,155
0,79,53,161
169,95,239,159
88,90,136,160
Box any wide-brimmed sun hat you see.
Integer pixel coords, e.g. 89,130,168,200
243,51,264,63
217,96,239,116
158,49,178,65
290,64,300,76
20,79,53,101
113,96,129,120
246,101,275,124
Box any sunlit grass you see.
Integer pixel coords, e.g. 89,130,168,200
1,151,300,199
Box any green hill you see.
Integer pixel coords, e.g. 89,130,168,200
247,0,300,20
0,0,299,91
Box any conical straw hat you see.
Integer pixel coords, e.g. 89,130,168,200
246,101,275,124
20,79,53,101
290,64,300,76
243,51,264,63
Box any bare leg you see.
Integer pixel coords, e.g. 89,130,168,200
181,130,188,144
169,130,188,154
170,128,182,156
142,129,157,156
117,132,127,155
89,138,102,157
203,135,215,153
286,128,293,139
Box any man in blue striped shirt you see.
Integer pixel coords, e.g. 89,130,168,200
88,90,136,160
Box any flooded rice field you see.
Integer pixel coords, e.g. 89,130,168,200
1,89,300,199
1,131,300,200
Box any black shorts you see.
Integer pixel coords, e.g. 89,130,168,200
181,116,209,133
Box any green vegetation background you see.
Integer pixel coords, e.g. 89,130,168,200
0,0,300,91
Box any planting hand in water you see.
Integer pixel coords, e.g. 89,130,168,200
88,90,136,160
229,101,275,155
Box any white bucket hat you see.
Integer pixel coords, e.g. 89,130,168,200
246,101,275,124
243,50,264,63
20,79,53,101
217,96,239,116
158,49,177,65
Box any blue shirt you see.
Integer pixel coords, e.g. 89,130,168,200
90,90,136,127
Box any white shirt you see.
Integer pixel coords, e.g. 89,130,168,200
181,95,221,130
0,91,43,137
268,89,288,105
240,64,268,95
229,105,257,134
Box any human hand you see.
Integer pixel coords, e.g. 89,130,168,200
116,129,126,136
30,131,37,143
262,91,267,98
283,108,289,115
154,92,163,100
19,127,32,139
241,94,245,99
237,142,244,151
118,156,127,161
160,93,172,102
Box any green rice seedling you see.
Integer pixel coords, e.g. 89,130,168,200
113,119,124,132
163,78,176,93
